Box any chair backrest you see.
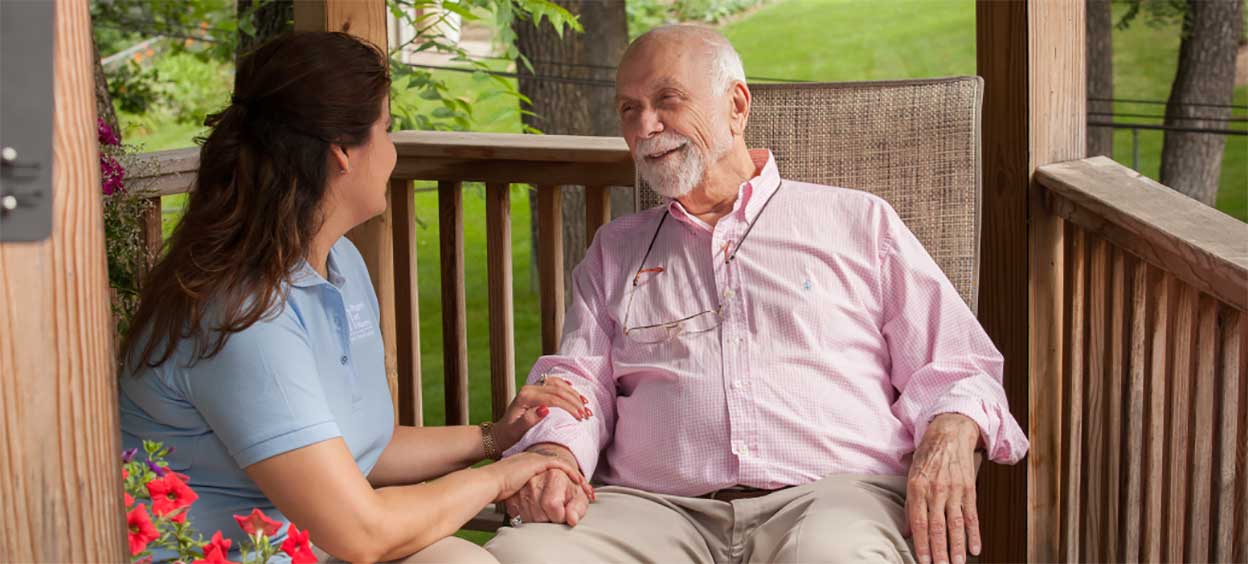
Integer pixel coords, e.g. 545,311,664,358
636,76,983,312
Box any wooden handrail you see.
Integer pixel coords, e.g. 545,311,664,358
127,131,636,196
1035,156,1248,312
1032,155,1247,562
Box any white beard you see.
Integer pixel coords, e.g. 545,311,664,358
634,124,733,200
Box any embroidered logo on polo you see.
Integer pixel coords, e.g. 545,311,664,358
346,302,376,341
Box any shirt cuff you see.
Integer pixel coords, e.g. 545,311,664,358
502,409,601,478
917,397,1029,465
233,420,342,468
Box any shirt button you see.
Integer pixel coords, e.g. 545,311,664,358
722,288,735,299
340,355,348,365
733,380,743,390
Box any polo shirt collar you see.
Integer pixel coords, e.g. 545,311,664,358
289,246,347,288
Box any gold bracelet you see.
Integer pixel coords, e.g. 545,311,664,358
480,421,501,460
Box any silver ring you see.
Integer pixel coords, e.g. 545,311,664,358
509,515,523,527
535,374,548,386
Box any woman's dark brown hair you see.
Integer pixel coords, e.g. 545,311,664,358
123,32,390,370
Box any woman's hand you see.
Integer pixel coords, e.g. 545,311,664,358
483,451,595,503
492,375,592,451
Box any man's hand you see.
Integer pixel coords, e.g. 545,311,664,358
502,443,594,526
906,413,982,564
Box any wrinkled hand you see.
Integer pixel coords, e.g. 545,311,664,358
493,376,592,452
502,444,595,527
485,450,593,503
906,413,982,564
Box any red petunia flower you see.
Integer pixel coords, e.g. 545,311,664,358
192,531,234,561
124,492,134,507
146,474,199,516
170,509,188,524
126,504,159,556
280,524,316,564
233,508,281,537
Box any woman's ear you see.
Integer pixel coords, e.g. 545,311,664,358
330,144,351,173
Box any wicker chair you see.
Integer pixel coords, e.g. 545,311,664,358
637,76,983,312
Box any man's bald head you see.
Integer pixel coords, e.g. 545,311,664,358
619,25,746,97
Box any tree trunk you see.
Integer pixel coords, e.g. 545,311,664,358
92,31,119,136
1159,0,1242,205
236,0,294,65
514,0,631,303
1086,0,1113,158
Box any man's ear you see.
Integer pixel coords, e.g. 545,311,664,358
728,81,751,136
330,144,350,173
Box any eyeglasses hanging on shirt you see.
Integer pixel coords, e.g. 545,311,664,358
621,182,783,344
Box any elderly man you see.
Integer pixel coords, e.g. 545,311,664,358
485,25,1027,564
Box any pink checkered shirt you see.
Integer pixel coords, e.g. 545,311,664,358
505,150,1028,495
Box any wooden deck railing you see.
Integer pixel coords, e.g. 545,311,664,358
1031,155,1248,562
131,131,633,429
130,131,634,529
131,136,1248,553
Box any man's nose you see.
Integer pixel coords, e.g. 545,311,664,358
639,109,664,139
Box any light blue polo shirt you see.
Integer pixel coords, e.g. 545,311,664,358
119,237,394,559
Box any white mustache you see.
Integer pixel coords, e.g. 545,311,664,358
635,133,692,160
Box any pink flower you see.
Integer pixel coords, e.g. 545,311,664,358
146,473,198,516
97,117,120,146
280,524,316,564
127,504,159,555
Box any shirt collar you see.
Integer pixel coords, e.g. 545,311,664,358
289,244,346,288
667,148,781,229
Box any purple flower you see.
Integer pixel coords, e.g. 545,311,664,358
97,117,119,146
146,459,167,477
122,448,139,463
99,155,125,195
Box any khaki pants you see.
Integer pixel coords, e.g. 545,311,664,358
314,536,498,564
485,474,915,564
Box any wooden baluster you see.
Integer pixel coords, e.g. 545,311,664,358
1230,314,1247,564
1186,294,1218,561
142,196,162,268
585,185,611,245
1213,309,1242,562
1142,270,1173,562
1122,257,1149,561
1083,235,1109,562
486,183,516,422
439,181,468,426
1060,225,1086,561
391,179,422,427
1163,283,1197,562
1103,246,1128,563
537,186,564,356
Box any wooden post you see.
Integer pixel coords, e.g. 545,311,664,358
976,0,1085,561
0,0,127,560
294,0,400,414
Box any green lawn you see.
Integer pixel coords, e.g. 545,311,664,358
721,0,1246,221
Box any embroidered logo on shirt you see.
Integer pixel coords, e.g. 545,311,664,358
346,303,376,341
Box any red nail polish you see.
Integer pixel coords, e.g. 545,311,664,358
580,395,588,404
537,405,549,417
